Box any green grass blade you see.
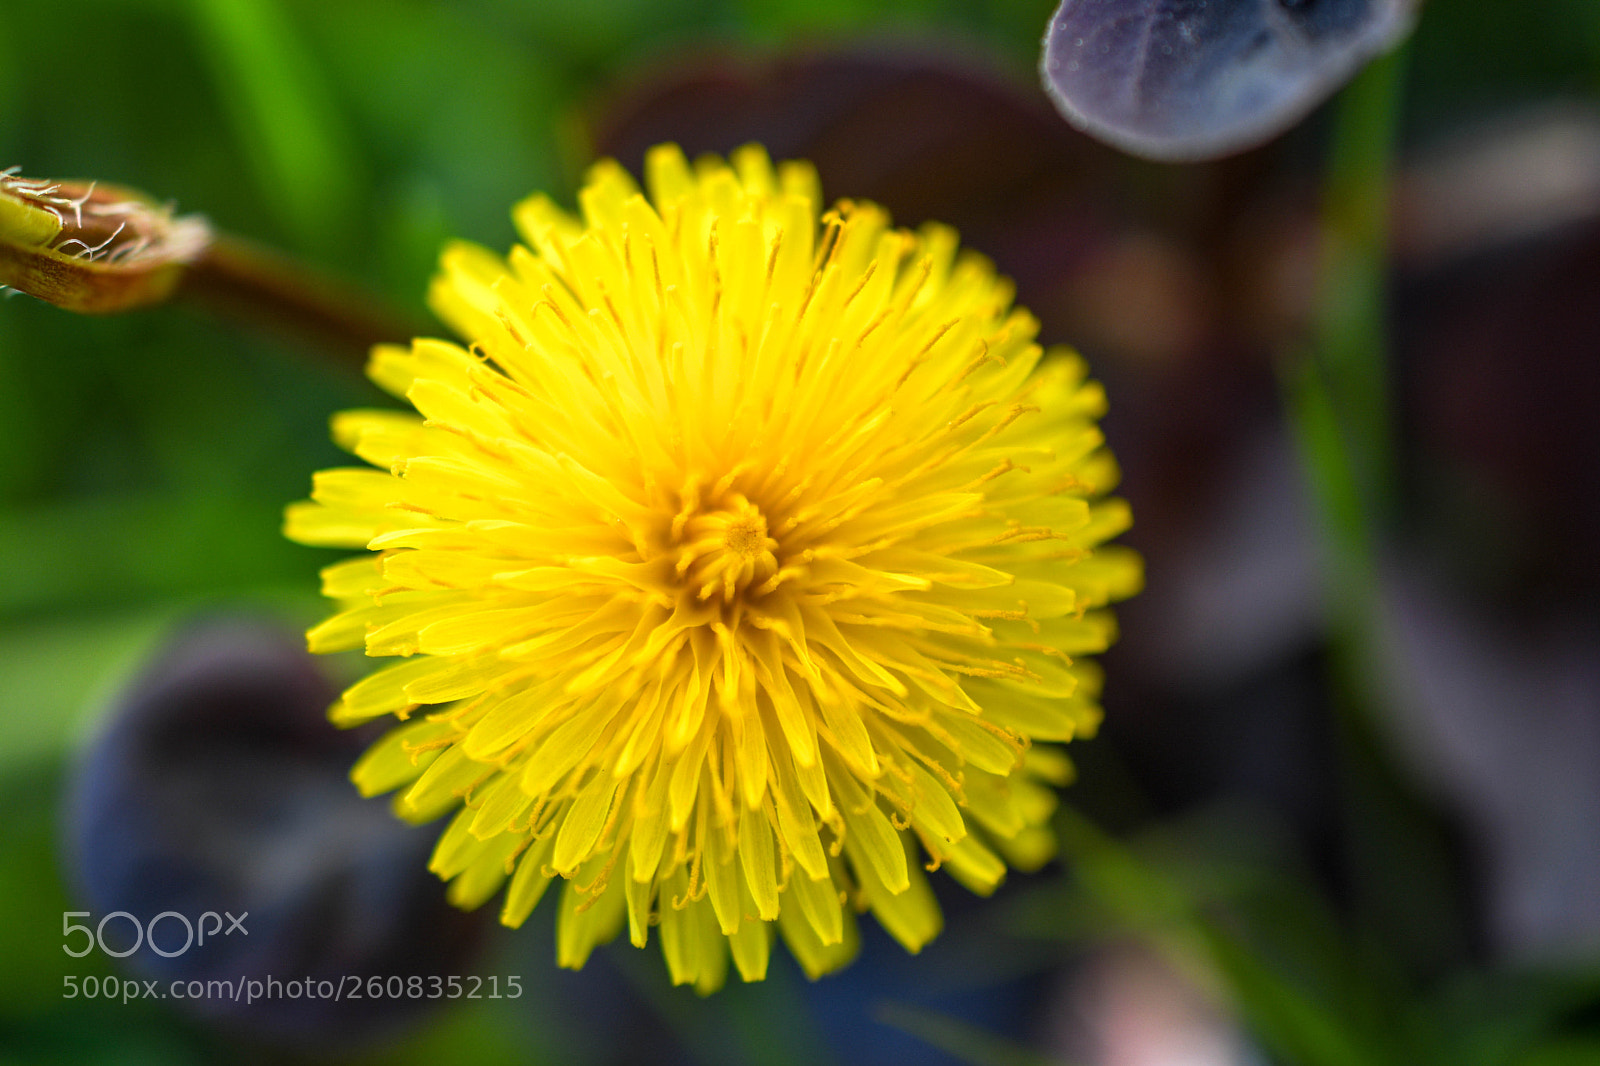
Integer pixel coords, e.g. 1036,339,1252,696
189,0,362,257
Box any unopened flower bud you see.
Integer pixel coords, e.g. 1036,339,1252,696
0,168,211,313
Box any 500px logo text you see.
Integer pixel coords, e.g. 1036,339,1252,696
63,910,247,958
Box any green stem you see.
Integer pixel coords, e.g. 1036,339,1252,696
1315,44,1405,526
1285,44,1407,714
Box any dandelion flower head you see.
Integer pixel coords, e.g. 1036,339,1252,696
286,144,1142,992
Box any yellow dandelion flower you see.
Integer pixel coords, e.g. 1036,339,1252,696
286,144,1142,992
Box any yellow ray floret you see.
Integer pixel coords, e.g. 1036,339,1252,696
286,143,1142,992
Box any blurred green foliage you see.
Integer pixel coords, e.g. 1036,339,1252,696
3,1,1600,1064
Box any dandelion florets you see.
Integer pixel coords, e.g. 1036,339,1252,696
286,144,1142,992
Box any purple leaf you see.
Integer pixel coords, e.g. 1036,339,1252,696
1042,0,1418,161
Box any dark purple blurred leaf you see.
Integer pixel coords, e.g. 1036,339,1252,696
1395,186,1600,606
590,48,1252,363
1041,0,1418,161
594,48,1121,236
1384,566,1600,960
67,618,488,1046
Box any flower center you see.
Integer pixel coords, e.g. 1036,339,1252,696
673,493,780,603
723,513,768,558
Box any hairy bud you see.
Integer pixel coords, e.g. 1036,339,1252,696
0,168,211,313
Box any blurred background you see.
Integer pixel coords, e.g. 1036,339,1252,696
3,1,1600,1063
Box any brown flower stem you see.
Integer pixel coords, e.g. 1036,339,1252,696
177,232,423,368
